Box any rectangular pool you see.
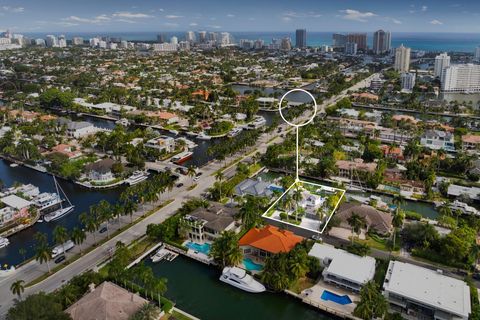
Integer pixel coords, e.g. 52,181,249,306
185,242,211,255
320,290,352,305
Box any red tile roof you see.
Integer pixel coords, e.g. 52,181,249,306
239,225,303,254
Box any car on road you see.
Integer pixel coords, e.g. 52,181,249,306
193,176,200,182
99,226,108,234
311,234,322,242
195,172,203,177
54,255,66,264
176,183,184,188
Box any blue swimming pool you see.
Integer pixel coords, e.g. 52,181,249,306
243,258,263,271
321,290,352,305
268,185,285,193
186,242,211,255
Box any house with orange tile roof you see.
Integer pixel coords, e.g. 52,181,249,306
462,134,480,153
192,89,210,101
49,144,83,159
239,225,304,262
381,145,404,161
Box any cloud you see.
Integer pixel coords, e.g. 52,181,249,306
116,19,137,24
163,22,179,27
165,15,183,19
421,5,428,12
282,11,322,20
341,9,377,22
54,22,79,27
62,14,110,24
112,12,153,19
208,25,222,29
385,17,402,24
189,22,198,26
1,6,24,13
430,19,443,25
226,14,235,18
282,16,292,22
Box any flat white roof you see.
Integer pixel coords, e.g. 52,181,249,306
1,194,32,210
384,261,471,318
308,243,376,285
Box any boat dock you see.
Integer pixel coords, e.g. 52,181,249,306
151,247,179,263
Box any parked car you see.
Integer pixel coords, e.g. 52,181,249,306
99,226,108,234
55,255,66,264
176,183,184,188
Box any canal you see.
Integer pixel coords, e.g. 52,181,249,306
145,255,336,320
0,159,122,266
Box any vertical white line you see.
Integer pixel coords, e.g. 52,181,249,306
296,127,299,181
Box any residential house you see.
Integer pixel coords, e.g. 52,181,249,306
462,134,480,153
84,158,116,182
383,261,470,320
420,130,455,152
66,281,152,320
0,194,32,224
308,243,376,293
182,203,238,243
50,144,82,159
335,203,393,235
381,145,404,161
335,159,377,179
239,225,304,262
57,118,98,138
145,136,175,154
234,179,274,198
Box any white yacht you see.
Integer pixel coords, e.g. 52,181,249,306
448,200,479,216
197,132,212,140
219,266,266,293
33,192,63,212
0,237,10,249
126,170,149,186
51,240,75,258
115,118,130,126
43,176,75,222
227,127,243,138
246,116,267,130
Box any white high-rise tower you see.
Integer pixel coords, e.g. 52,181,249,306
394,44,411,73
434,53,451,78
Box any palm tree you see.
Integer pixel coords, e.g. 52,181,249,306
71,227,86,254
347,213,366,244
35,244,52,273
130,303,161,320
10,279,25,300
53,226,69,261
391,195,405,250
354,281,388,319
209,231,243,268
123,199,138,223
187,166,196,184
215,171,225,200
84,215,99,244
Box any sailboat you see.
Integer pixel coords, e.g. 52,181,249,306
43,176,75,222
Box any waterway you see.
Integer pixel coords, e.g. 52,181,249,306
146,255,335,320
0,159,122,266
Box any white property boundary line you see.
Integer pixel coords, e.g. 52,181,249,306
262,179,345,235
263,88,344,235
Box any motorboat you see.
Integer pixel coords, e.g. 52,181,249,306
0,237,10,249
33,192,63,212
448,200,479,216
197,132,212,140
172,151,193,165
115,118,130,126
219,266,266,293
227,127,243,138
9,163,18,168
126,170,149,186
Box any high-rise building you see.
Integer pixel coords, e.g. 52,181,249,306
332,33,347,49
280,37,292,50
346,33,367,51
170,36,178,45
441,64,480,93
401,72,416,92
72,37,83,46
45,35,58,47
220,32,232,45
208,32,218,43
186,31,195,43
372,30,391,55
198,31,207,43
434,53,451,78
157,34,165,43
295,29,306,48
475,46,480,62
394,44,411,72
254,39,264,50
345,42,357,55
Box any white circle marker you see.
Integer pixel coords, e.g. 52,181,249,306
278,88,318,128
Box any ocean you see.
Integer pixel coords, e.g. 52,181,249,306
22,31,480,53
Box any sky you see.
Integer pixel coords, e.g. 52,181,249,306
1,0,480,34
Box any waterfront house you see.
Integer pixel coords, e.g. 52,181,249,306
49,144,83,159
335,203,393,236
84,158,116,183
239,225,304,262
462,134,480,153
144,136,176,154
447,184,480,201
182,203,239,244
420,129,455,152
66,281,151,320
234,179,274,198
383,261,470,320
335,159,377,179
0,194,32,222
57,118,98,138
308,243,376,293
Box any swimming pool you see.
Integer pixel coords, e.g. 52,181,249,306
321,290,352,305
268,185,285,193
186,242,211,255
243,258,263,271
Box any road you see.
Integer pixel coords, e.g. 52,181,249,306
0,75,377,317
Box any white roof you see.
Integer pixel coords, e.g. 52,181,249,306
308,243,375,285
1,194,32,210
384,261,471,318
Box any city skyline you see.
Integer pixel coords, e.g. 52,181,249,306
1,0,480,33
